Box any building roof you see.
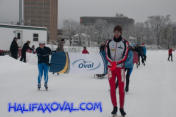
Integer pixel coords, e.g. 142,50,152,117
0,23,47,31
80,16,134,26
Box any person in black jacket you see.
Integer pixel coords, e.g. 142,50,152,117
10,37,19,59
135,45,145,66
20,41,33,62
36,42,51,90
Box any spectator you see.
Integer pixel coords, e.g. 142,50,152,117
168,48,173,61
10,37,19,59
82,46,89,54
20,41,33,62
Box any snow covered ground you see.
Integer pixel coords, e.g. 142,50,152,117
0,50,176,117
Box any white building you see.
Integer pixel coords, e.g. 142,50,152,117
72,33,90,46
0,24,47,50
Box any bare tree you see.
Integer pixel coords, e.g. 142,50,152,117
146,15,171,48
62,20,80,46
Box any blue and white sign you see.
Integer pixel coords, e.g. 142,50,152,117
69,53,105,74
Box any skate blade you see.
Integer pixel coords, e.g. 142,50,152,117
111,114,126,117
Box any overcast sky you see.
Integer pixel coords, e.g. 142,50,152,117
0,0,176,28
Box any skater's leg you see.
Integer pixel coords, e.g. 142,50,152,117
168,54,171,61
43,64,49,85
125,69,130,92
138,55,140,66
24,52,26,63
142,56,145,65
108,68,117,107
125,68,133,92
20,56,23,61
117,68,125,109
117,68,126,116
171,54,173,61
144,55,147,61
20,52,25,62
38,64,44,85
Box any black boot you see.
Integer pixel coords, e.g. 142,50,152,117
38,83,41,90
44,83,48,90
125,87,129,92
120,108,126,117
111,106,117,115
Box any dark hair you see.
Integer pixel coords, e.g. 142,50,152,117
27,41,30,43
114,25,122,33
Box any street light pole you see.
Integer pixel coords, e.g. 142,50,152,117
19,0,23,25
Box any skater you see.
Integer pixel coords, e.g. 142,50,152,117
142,43,147,62
116,45,134,92
20,41,33,62
124,46,134,92
36,42,51,90
106,25,129,116
168,48,173,61
82,46,89,54
10,37,19,59
96,42,108,78
135,45,145,66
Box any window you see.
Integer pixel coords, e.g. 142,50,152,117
33,33,39,41
17,33,21,39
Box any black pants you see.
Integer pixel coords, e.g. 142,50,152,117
125,68,131,90
143,55,147,62
20,52,26,62
168,54,173,61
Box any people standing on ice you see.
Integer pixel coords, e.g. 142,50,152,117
36,42,51,90
10,37,19,59
82,46,89,54
105,25,129,116
20,41,33,62
168,48,173,61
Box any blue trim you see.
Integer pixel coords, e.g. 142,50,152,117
99,52,107,74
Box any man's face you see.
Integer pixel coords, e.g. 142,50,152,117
39,44,45,48
114,30,121,38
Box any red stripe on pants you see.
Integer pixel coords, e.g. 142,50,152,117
108,68,125,108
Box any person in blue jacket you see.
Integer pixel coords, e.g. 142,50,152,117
96,42,108,78
124,46,134,92
115,45,134,92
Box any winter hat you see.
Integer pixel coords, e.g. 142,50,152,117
39,41,45,45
